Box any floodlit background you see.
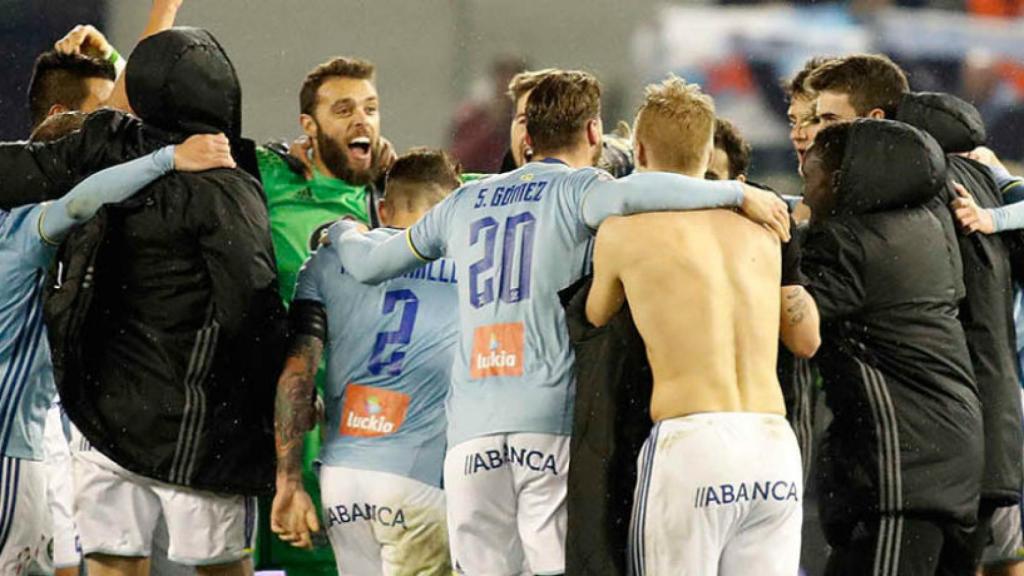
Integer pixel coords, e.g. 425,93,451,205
2,0,1023,187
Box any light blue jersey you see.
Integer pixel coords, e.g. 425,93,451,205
332,159,744,447
0,205,56,460
0,146,174,461
295,229,458,487
408,160,596,446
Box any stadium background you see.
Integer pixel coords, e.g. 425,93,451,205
1,1,1022,574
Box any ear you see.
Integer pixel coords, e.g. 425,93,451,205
525,132,535,151
46,104,68,119
300,114,318,139
377,200,393,227
737,174,747,183
636,140,648,170
867,108,886,120
586,118,601,147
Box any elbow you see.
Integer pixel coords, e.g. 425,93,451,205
64,197,95,222
789,333,821,359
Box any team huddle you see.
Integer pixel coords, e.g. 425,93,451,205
1,3,1024,576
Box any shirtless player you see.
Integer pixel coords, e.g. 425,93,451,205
587,77,811,576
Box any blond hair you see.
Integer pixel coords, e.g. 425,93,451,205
634,75,716,175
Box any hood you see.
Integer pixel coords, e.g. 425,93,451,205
834,119,947,217
895,92,986,154
126,27,242,138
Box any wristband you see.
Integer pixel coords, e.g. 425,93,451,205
108,47,127,76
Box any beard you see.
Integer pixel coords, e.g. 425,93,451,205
315,124,378,186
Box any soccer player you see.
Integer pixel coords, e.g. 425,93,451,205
507,68,556,168
328,69,789,574
585,76,808,576
256,58,391,573
272,149,461,575
808,54,1023,573
0,111,233,576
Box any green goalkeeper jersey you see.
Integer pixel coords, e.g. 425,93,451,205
258,146,371,304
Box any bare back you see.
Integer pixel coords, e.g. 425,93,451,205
594,210,784,421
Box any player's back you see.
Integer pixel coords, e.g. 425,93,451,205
418,160,600,446
296,232,458,487
609,209,784,421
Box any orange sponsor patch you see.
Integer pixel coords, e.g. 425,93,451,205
469,323,525,379
339,384,410,438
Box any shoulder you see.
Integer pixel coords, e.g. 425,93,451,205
255,146,304,192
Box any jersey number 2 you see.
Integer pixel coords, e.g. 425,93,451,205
468,212,536,308
368,289,419,376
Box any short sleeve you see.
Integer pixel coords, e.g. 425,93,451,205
568,167,612,228
3,204,55,269
293,251,326,303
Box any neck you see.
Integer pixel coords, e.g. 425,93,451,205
535,145,594,169
384,212,422,229
642,163,703,178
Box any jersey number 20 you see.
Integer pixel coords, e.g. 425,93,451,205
468,212,536,308
368,289,419,376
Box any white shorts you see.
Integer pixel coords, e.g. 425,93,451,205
72,444,256,566
629,413,803,576
0,455,53,576
444,433,569,576
44,403,81,570
319,466,450,576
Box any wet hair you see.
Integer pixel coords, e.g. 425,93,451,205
807,54,909,118
29,110,87,143
784,56,837,100
385,148,461,211
27,51,115,128
634,74,715,175
507,68,557,103
713,118,751,179
525,70,602,154
300,57,376,116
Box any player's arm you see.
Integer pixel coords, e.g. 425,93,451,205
780,286,820,358
580,171,790,241
586,218,627,327
0,111,159,211
329,191,453,284
39,134,234,243
272,292,326,550
778,228,820,358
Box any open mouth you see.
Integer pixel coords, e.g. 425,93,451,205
347,136,372,160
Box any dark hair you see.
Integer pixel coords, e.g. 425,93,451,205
784,56,837,99
810,122,852,179
385,148,461,212
299,57,375,116
29,110,87,143
27,51,115,129
713,118,752,179
526,70,602,154
807,54,909,118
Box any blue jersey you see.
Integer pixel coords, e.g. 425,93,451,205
408,160,602,446
295,229,458,487
0,205,56,460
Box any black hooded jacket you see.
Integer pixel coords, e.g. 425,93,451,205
897,92,1023,505
803,119,983,534
0,28,286,495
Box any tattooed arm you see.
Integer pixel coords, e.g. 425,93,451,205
271,298,327,550
779,285,820,359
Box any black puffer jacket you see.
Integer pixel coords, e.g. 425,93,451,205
897,92,1023,505
803,119,983,536
0,28,286,495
